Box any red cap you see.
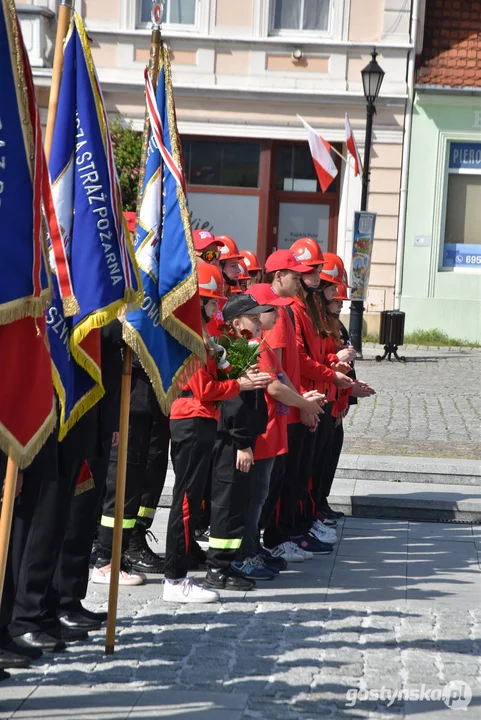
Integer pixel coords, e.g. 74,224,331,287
193,229,223,252
265,250,312,275
247,283,294,307
124,211,136,234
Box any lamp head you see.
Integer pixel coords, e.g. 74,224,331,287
361,49,385,105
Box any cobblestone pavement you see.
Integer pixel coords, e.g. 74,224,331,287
3,513,481,719
343,348,481,459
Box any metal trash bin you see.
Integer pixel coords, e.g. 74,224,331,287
376,310,406,362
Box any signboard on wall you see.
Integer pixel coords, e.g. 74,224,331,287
277,202,330,252
443,243,481,267
449,142,481,170
187,192,260,253
350,211,376,301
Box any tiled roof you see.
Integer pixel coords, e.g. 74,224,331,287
417,0,481,87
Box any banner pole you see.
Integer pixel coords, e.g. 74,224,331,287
0,460,19,606
44,0,73,161
105,344,132,654
105,1,163,655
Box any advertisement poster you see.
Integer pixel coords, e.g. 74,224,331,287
443,243,481,268
350,211,376,301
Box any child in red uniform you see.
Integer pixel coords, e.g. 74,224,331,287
237,288,325,575
163,264,270,604
251,252,327,564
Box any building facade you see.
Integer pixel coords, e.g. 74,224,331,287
18,0,419,329
400,0,481,342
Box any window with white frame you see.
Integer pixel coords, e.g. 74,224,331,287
442,141,481,269
271,0,331,33
138,0,197,27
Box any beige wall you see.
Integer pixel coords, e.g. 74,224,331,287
215,50,250,75
348,0,384,42
215,0,254,27
84,0,121,24
266,55,329,73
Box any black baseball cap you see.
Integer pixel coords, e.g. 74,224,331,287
222,294,274,322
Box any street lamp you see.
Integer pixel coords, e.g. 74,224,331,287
349,49,385,356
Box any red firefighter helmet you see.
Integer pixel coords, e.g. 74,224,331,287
240,249,262,272
237,260,250,281
216,235,243,261
197,263,225,300
319,252,345,285
192,229,223,252
290,238,325,268
334,284,349,301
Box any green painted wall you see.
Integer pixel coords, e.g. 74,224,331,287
400,92,481,343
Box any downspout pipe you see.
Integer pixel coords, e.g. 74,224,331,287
394,0,422,309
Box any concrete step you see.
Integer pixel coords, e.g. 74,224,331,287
336,454,481,486
160,468,481,523
328,478,481,523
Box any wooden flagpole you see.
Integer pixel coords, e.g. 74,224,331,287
105,1,163,655
44,0,73,161
0,460,18,605
0,0,73,613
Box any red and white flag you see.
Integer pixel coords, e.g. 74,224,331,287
298,115,338,193
345,113,363,177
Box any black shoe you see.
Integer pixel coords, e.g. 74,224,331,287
0,648,31,669
258,547,288,571
320,503,344,519
204,567,255,591
194,528,210,546
0,669,10,682
48,624,89,642
14,631,66,653
58,611,101,632
3,639,43,660
125,528,165,574
77,604,108,623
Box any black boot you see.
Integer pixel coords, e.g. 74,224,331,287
124,526,165,574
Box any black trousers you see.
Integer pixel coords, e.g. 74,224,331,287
52,448,111,611
206,438,253,570
318,421,344,506
262,422,307,549
9,434,83,636
98,367,170,556
164,418,217,580
308,406,335,519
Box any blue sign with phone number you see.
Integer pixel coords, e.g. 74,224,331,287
444,243,481,268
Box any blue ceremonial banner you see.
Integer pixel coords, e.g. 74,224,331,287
48,13,141,438
124,45,205,412
0,0,50,323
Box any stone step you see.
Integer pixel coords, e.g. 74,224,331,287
328,478,481,523
159,469,481,523
335,454,481,486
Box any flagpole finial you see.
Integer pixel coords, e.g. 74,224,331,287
151,1,165,30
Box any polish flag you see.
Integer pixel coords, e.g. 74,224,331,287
345,113,363,177
298,115,338,193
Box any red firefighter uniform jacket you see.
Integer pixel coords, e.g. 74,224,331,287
170,356,240,422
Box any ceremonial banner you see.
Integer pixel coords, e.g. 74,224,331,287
0,0,55,466
49,13,142,438
124,45,205,413
350,211,376,301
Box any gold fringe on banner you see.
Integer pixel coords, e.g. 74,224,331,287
0,290,51,328
0,399,57,470
123,321,204,415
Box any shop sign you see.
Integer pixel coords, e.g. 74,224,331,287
443,243,481,268
350,211,376,301
449,142,481,170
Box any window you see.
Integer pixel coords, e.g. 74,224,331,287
275,143,337,193
442,142,481,269
138,0,196,27
272,0,330,33
183,139,261,188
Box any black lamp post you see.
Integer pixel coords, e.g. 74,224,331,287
349,49,385,357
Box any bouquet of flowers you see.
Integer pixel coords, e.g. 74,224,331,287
214,323,263,380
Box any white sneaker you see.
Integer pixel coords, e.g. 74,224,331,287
271,541,305,563
294,543,314,560
91,564,146,586
163,577,220,604
311,520,338,544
